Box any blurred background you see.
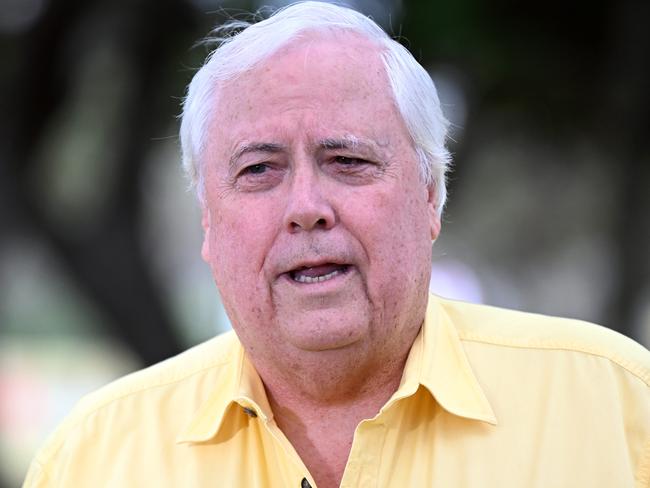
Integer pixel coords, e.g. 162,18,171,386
1,0,649,485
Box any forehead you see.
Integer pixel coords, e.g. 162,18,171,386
210,32,411,152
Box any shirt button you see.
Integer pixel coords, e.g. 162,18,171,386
242,407,257,417
301,477,312,488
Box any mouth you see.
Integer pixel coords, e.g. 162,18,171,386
288,263,351,284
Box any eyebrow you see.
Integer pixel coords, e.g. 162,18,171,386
228,136,379,168
229,142,286,169
317,135,377,153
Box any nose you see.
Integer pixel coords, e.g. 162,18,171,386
283,165,336,233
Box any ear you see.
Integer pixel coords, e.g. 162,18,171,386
427,183,442,241
200,205,211,263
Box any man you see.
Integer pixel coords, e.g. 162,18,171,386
24,2,650,487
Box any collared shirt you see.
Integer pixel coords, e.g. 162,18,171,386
24,295,650,487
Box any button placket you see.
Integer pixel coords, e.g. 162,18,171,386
340,420,387,487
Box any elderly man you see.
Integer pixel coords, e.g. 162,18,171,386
24,2,650,487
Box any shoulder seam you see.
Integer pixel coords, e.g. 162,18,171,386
81,357,232,414
459,332,650,387
38,356,232,476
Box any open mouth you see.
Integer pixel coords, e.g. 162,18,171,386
289,263,350,284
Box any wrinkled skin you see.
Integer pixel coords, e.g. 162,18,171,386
200,32,441,398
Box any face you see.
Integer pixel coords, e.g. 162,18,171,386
201,32,441,379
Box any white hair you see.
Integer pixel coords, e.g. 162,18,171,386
180,1,451,214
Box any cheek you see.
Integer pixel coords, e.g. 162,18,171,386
355,187,432,280
208,199,279,275
362,186,430,244
206,212,275,323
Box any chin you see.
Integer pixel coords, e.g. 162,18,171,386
278,310,370,352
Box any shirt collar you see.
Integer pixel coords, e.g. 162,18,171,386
390,294,497,425
178,294,497,444
176,342,273,444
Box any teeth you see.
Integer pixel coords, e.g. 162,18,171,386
294,269,341,284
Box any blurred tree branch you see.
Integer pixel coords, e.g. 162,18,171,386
1,0,201,365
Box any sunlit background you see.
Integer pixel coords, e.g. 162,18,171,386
2,0,649,485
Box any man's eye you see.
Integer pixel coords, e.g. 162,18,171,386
334,156,367,166
242,163,268,175
234,162,283,192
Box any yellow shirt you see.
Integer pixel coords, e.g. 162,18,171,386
24,295,650,487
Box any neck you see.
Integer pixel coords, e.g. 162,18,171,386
267,374,402,488
263,348,407,412
251,328,412,410
255,338,416,488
